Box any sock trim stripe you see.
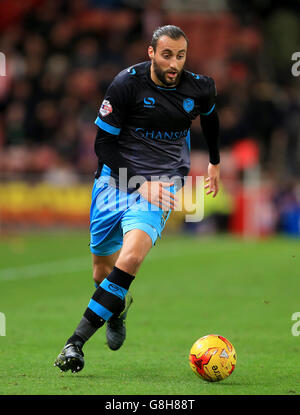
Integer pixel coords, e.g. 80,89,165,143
100,279,128,300
88,299,113,320
107,266,135,290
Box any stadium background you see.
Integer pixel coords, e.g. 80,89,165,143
1,0,300,396
0,0,300,237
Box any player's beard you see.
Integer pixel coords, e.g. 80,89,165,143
153,59,183,87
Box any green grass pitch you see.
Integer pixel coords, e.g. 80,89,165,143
0,230,299,395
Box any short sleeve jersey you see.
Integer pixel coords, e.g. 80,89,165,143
95,61,216,181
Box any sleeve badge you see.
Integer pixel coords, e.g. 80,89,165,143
99,100,113,117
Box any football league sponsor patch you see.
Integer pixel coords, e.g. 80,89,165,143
99,100,113,117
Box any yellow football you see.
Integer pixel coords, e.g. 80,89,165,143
189,334,237,382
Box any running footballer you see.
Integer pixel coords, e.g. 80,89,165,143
54,25,220,373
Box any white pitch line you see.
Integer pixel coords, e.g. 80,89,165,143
0,249,179,282
0,256,91,282
0,251,170,282
0,239,236,282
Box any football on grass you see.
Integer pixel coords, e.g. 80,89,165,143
189,334,237,382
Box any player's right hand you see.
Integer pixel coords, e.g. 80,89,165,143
137,181,178,211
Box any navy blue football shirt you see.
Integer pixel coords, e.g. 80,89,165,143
94,61,217,183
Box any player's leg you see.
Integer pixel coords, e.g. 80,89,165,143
54,192,125,373
105,229,153,350
53,249,120,373
54,171,125,372
92,250,134,351
53,251,122,373
114,228,153,275
54,229,151,372
104,193,173,353
92,251,120,286
54,230,152,372
82,228,152,343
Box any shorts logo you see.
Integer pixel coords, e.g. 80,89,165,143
183,98,194,113
99,99,113,117
144,97,155,108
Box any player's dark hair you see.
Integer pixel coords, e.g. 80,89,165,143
151,25,189,51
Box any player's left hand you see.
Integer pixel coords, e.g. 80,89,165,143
205,163,220,198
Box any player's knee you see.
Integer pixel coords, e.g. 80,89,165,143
116,251,144,275
93,263,113,285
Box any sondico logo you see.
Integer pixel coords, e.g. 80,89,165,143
0,312,6,336
0,52,6,76
143,97,155,108
291,52,300,77
291,312,300,336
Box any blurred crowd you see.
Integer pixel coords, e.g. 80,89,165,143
0,0,147,181
0,0,300,234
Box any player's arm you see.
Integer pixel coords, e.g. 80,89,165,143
93,74,132,177
199,77,220,198
200,108,220,198
94,127,120,174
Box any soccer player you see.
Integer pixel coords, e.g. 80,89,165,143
54,25,220,373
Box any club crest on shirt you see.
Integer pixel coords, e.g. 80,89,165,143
183,98,194,113
99,99,112,117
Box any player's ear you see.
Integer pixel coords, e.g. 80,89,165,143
148,46,154,60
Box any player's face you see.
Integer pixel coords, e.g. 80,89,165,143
148,35,187,87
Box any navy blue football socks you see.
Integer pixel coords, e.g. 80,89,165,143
67,266,135,348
